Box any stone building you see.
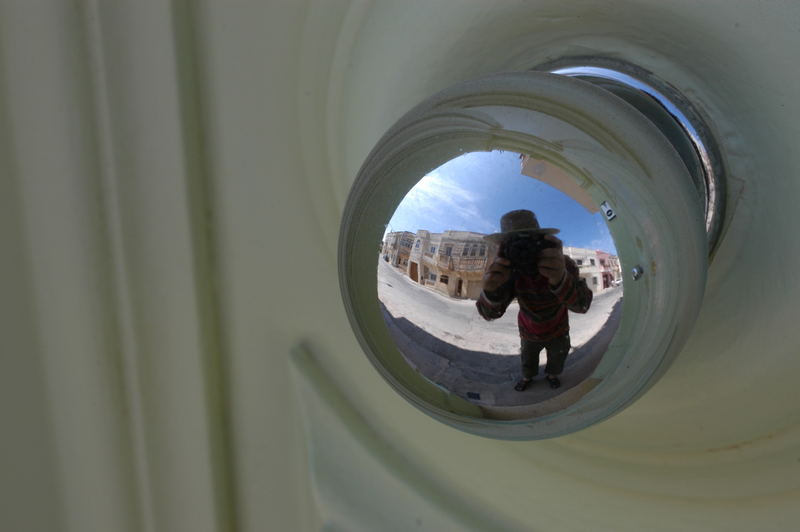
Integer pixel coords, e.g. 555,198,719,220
564,246,599,292
397,230,622,299
407,230,497,299
564,246,601,294
596,250,622,289
388,231,621,299
381,231,415,268
561,247,622,295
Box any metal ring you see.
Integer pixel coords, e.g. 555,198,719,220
535,57,726,256
340,71,708,438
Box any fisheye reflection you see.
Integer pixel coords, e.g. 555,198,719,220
378,150,622,409
479,209,591,392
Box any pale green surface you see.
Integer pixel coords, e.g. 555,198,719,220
340,72,707,436
0,89,62,532
2,1,800,531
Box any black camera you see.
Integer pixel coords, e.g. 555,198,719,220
499,232,557,275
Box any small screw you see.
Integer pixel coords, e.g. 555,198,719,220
632,265,644,280
600,201,616,221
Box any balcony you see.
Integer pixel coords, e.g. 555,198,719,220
435,255,487,272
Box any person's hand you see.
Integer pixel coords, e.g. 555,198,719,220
538,234,566,286
483,256,512,293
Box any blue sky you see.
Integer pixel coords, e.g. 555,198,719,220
384,150,617,253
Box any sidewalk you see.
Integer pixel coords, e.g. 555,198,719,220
377,259,623,412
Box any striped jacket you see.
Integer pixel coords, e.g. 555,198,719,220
476,256,593,342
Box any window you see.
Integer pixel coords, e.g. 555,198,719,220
461,245,469,256
479,245,486,256
576,259,583,266
430,246,436,253
415,240,420,248
593,276,598,285
440,275,449,284
429,273,437,281
590,259,596,266
445,245,452,256
470,245,477,256
339,66,716,439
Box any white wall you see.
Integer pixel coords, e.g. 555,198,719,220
3,1,800,531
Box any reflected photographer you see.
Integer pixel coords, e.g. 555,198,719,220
477,210,593,391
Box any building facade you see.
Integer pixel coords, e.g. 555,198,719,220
387,230,621,299
558,246,622,295
381,231,416,268
404,230,497,299
564,246,602,294
596,250,622,289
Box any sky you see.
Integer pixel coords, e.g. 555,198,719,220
384,150,618,254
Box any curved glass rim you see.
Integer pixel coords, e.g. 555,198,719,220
339,71,707,439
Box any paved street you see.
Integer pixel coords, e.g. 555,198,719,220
377,258,622,408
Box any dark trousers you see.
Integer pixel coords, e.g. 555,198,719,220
520,335,571,379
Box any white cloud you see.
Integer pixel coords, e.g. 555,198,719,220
393,171,496,234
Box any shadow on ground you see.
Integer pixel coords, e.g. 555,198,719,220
380,299,622,411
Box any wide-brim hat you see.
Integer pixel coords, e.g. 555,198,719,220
483,209,559,243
